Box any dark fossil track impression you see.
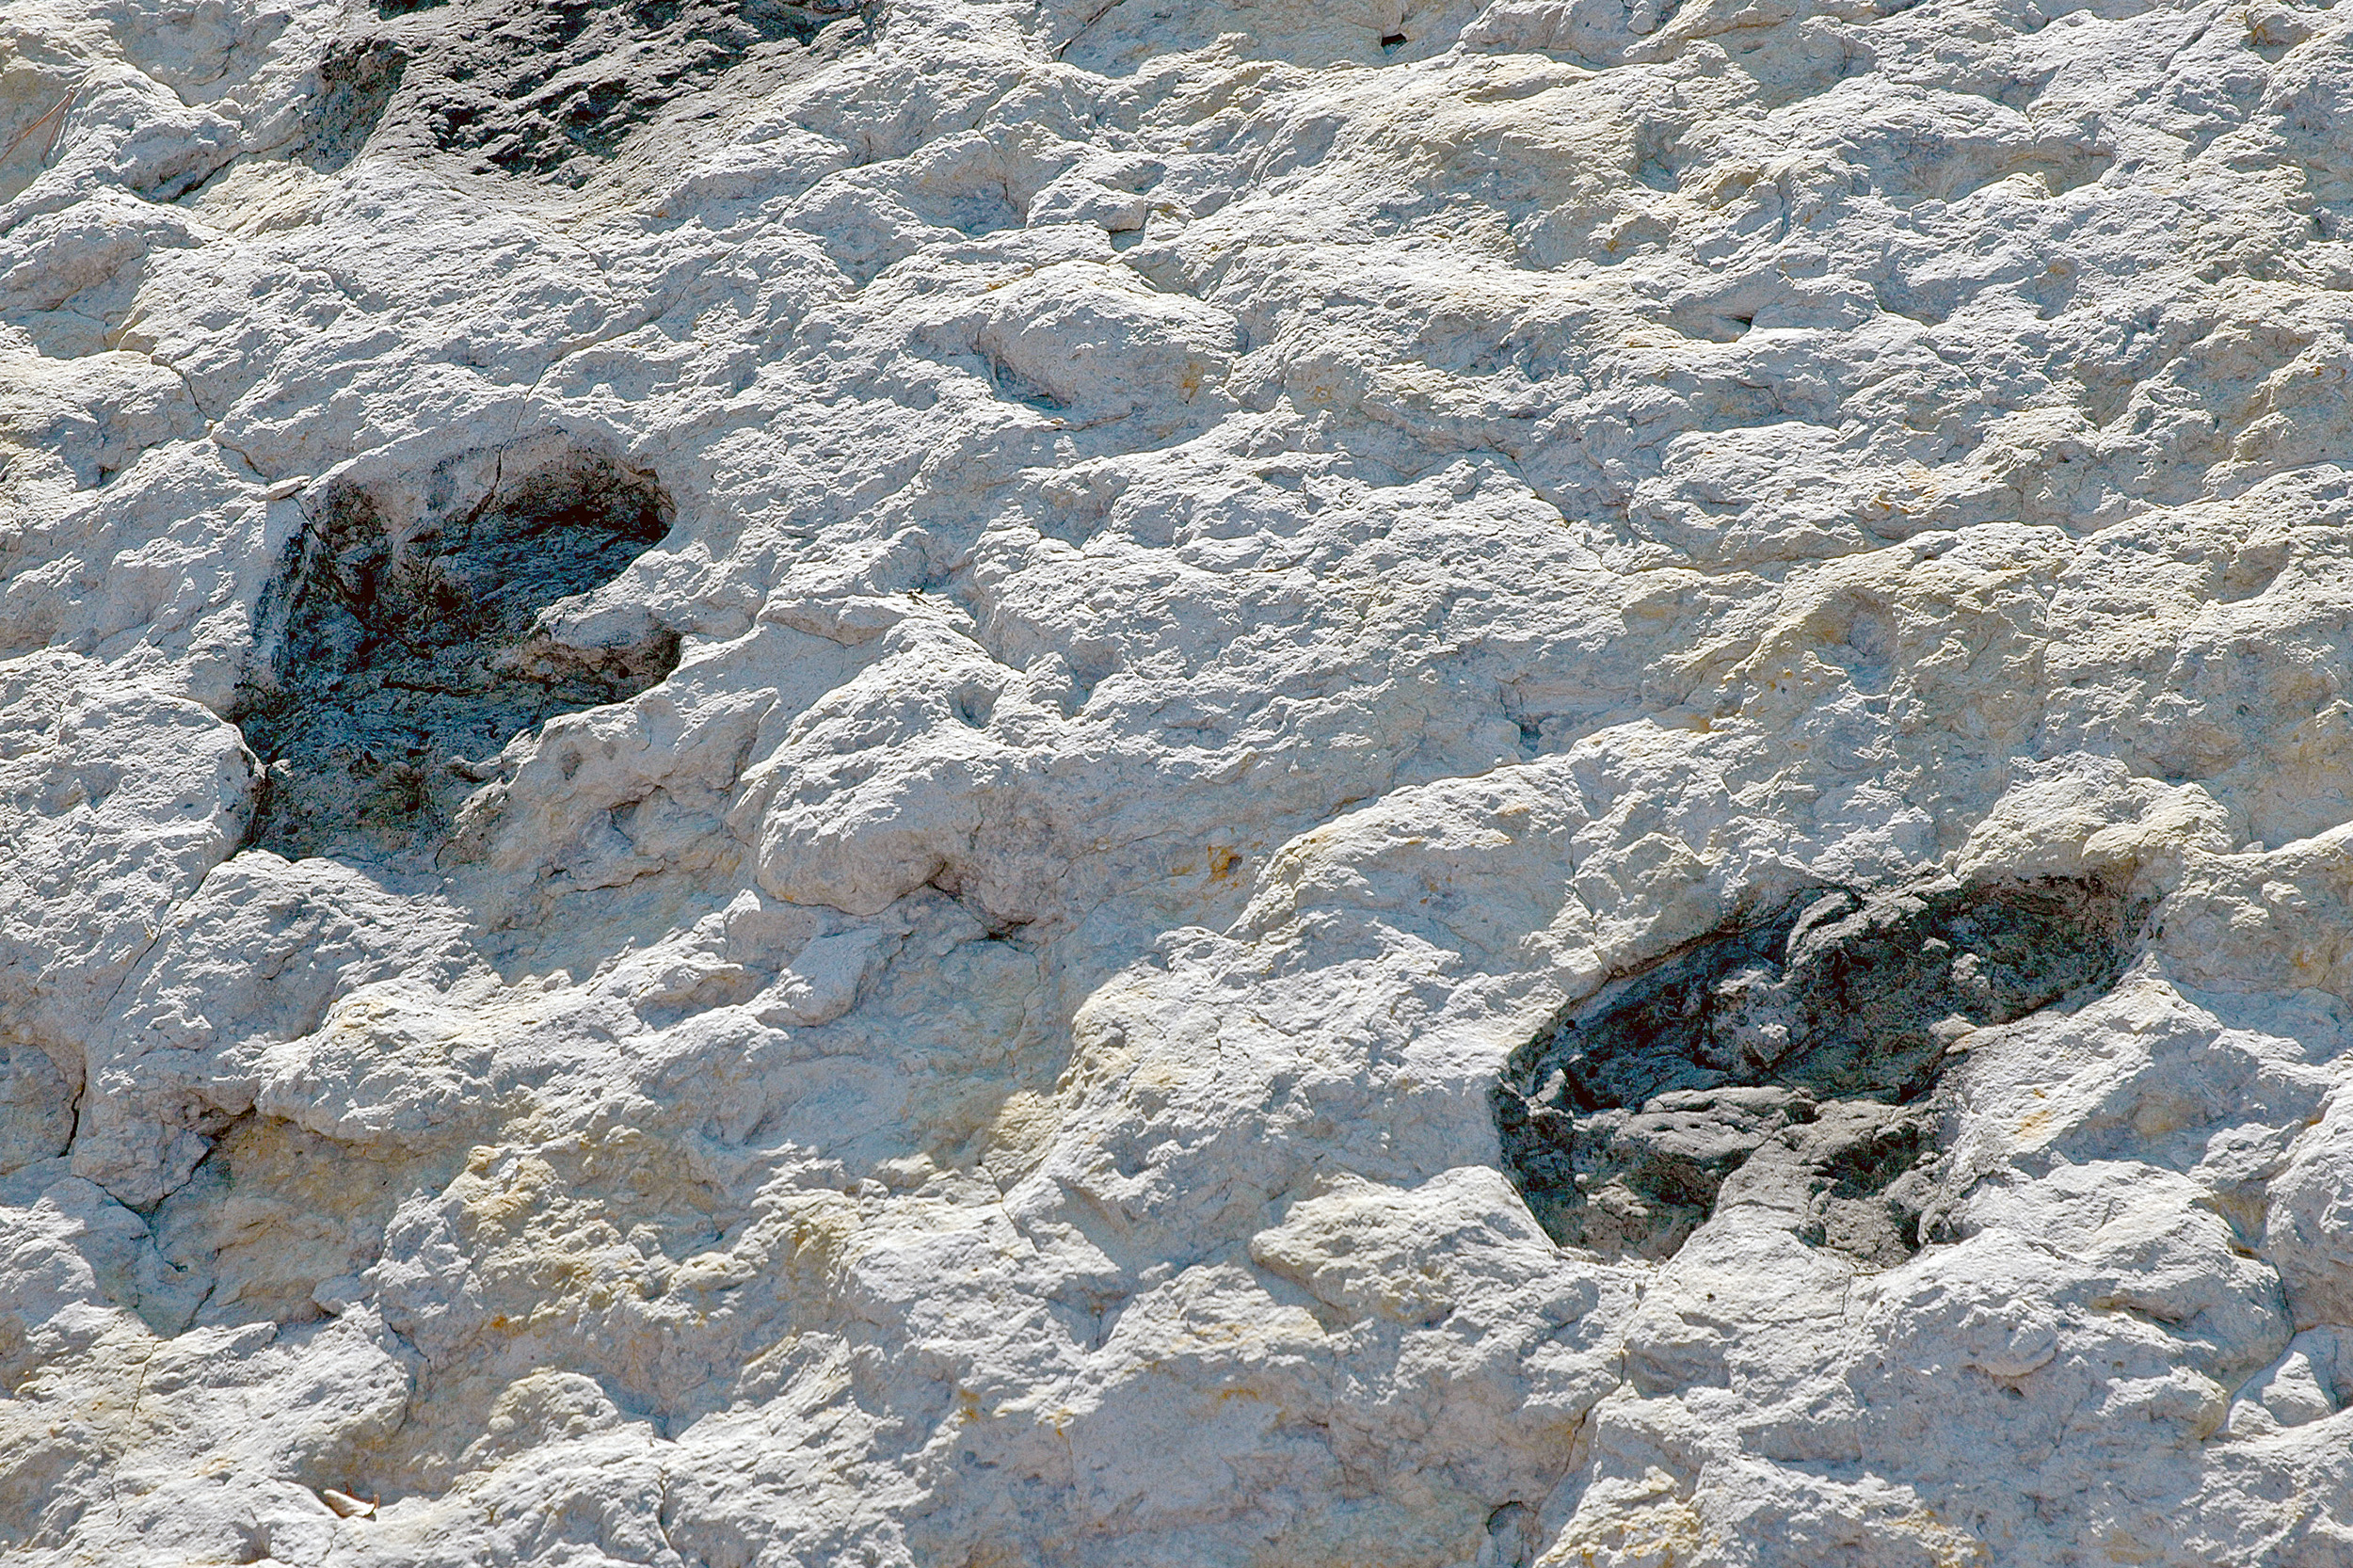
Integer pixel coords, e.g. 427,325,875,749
233,443,680,862
1494,877,2139,1266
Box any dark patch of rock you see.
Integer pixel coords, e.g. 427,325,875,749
299,0,864,184
234,443,679,862
1495,877,2137,1264
301,36,411,172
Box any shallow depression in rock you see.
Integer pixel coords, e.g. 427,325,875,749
233,443,680,862
301,0,864,184
1494,877,2139,1266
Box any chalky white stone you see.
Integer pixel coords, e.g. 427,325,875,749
4,0,2353,1562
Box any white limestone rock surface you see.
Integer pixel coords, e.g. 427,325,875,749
3,0,2353,1562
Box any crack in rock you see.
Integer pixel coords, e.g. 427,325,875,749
1495,876,2138,1265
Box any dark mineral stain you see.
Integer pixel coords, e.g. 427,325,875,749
301,36,410,172
303,0,864,185
234,445,679,861
1494,877,2137,1266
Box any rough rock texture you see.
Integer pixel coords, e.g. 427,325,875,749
5,0,2353,1562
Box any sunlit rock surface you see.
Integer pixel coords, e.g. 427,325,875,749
6,0,2353,1561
